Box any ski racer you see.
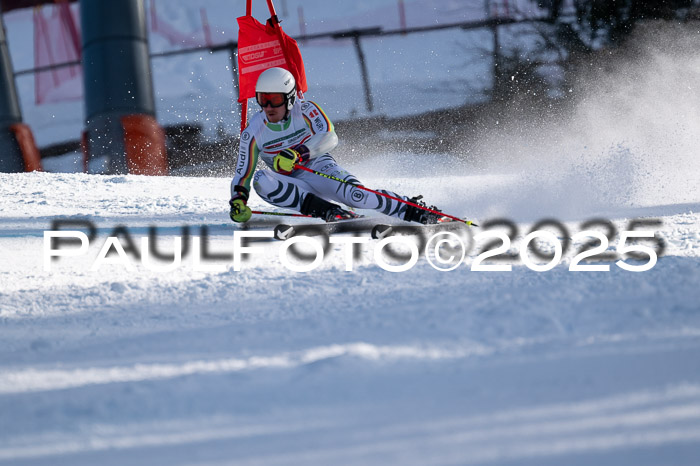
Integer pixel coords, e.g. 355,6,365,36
229,67,443,224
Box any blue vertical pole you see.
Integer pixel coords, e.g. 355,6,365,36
80,0,162,174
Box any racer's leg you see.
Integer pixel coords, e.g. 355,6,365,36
298,154,411,220
253,169,313,211
253,169,352,219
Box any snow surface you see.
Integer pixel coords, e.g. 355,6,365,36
2,2,700,464
1,138,699,464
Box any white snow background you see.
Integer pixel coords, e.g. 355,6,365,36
1,1,700,465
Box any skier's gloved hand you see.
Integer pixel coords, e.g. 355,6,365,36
230,198,251,223
293,144,310,164
273,148,299,175
229,193,252,223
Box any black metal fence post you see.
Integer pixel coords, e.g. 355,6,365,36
332,28,381,114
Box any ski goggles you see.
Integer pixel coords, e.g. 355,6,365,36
256,92,287,108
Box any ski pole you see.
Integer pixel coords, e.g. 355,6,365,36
294,164,477,226
251,210,312,218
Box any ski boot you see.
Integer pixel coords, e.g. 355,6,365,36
323,206,360,222
403,195,445,225
301,193,359,223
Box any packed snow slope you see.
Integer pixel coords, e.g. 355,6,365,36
0,142,699,465
2,18,700,466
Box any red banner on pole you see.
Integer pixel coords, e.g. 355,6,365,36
236,15,307,103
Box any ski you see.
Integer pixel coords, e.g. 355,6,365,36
370,218,472,240
272,217,473,241
273,216,379,240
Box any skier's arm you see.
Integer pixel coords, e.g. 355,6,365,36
299,101,338,159
231,129,259,200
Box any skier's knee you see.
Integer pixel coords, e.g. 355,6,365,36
346,186,368,208
253,170,277,199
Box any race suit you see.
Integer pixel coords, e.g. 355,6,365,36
231,99,411,219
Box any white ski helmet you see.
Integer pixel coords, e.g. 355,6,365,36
255,67,296,110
